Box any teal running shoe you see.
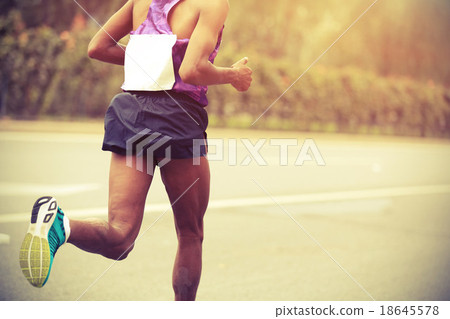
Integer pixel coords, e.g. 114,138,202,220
19,196,70,287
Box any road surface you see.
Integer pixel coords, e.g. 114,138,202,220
0,121,449,301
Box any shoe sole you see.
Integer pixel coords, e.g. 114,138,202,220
19,196,58,288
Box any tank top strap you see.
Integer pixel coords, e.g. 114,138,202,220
132,0,182,35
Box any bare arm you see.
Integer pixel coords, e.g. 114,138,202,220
179,0,252,91
87,0,134,65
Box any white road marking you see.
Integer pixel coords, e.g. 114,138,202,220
260,155,376,166
208,184,450,209
1,184,449,224
0,233,10,245
0,182,101,196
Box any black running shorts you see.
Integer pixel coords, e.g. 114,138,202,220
102,91,208,160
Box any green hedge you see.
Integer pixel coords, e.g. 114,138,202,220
1,9,449,137
0,10,124,119
207,54,450,137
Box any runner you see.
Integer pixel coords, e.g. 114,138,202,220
19,0,252,301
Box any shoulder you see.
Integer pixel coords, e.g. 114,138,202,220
196,0,229,15
131,0,150,11
194,0,229,28
131,0,152,13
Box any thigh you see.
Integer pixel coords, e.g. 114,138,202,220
108,153,154,241
159,157,210,237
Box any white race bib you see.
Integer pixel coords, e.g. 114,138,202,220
121,34,177,91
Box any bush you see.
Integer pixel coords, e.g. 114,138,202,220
207,59,450,137
0,10,123,119
1,2,450,138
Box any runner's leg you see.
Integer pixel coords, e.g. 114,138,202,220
160,156,210,301
68,153,154,260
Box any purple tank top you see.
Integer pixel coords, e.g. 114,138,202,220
131,0,223,106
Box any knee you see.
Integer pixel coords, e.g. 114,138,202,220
102,225,136,260
176,226,204,244
173,208,206,243
104,242,135,261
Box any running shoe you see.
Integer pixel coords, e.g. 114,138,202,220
19,196,70,287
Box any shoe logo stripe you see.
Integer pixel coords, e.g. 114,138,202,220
43,213,54,223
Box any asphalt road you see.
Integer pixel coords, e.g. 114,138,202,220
0,123,449,301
